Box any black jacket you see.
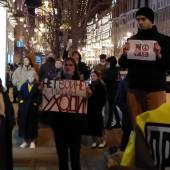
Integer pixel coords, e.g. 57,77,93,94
119,26,170,91
86,80,106,136
39,57,56,81
18,82,40,140
0,91,15,170
77,62,90,80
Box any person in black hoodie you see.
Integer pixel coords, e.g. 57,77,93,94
118,7,170,126
102,56,120,128
39,53,56,81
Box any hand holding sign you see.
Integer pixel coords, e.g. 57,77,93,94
154,42,162,59
123,42,130,55
127,40,157,61
41,80,88,114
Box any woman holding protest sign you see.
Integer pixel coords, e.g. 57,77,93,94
50,57,89,170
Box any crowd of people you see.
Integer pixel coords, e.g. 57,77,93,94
1,6,170,170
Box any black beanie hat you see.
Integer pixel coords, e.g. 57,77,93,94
136,7,154,23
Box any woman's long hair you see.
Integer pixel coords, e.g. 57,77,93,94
72,51,81,62
22,56,33,67
106,56,117,69
62,57,80,80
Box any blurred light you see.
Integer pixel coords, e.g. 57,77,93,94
38,32,42,36
44,1,49,8
39,23,44,28
34,28,38,32
19,17,24,22
126,32,132,38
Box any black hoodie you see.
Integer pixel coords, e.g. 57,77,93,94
119,26,170,91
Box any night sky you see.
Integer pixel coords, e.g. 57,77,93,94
25,0,42,15
25,0,42,8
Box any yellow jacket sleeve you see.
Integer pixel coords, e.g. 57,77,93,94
121,132,135,166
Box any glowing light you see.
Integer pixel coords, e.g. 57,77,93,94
40,23,44,28
126,32,132,38
19,17,24,22
44,1,49,8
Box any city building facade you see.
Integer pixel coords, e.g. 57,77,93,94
84,12,113,65
150,0,170,35
0,0,17,86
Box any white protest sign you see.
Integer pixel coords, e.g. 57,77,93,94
127,40,157,61
40,80,87,114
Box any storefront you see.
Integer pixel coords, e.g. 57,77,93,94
0,1,17,87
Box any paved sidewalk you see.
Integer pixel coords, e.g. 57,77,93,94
13,145,108,170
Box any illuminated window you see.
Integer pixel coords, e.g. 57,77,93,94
112,0,117,6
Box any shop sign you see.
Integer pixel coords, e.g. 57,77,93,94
16,40,24,47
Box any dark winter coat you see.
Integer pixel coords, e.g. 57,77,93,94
119,26,170,91
77,62,90,80
102,67,119,97
39,57,56,81
0,115,6,170
102,67,120,128
0,90,15,170
86,80,106,136
18,82,40,140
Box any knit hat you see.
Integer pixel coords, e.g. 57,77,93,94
136,7,154,23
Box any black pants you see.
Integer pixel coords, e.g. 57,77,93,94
120,110,133,151
106,98,120,128
13,86,18,102
0,116,13,170
0,116,7,170
53,130,81,170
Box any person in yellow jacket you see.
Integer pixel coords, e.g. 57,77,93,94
120,103,170,170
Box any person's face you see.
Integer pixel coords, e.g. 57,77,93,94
106,61,110,68
23,58,30,66
136,15,153,30
63,60,75,75
55,60,62,69
28,74,35,83
91,73,99,82
72,53,80,63
100,58,106,64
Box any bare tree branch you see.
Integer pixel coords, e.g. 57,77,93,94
56,0,62,9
